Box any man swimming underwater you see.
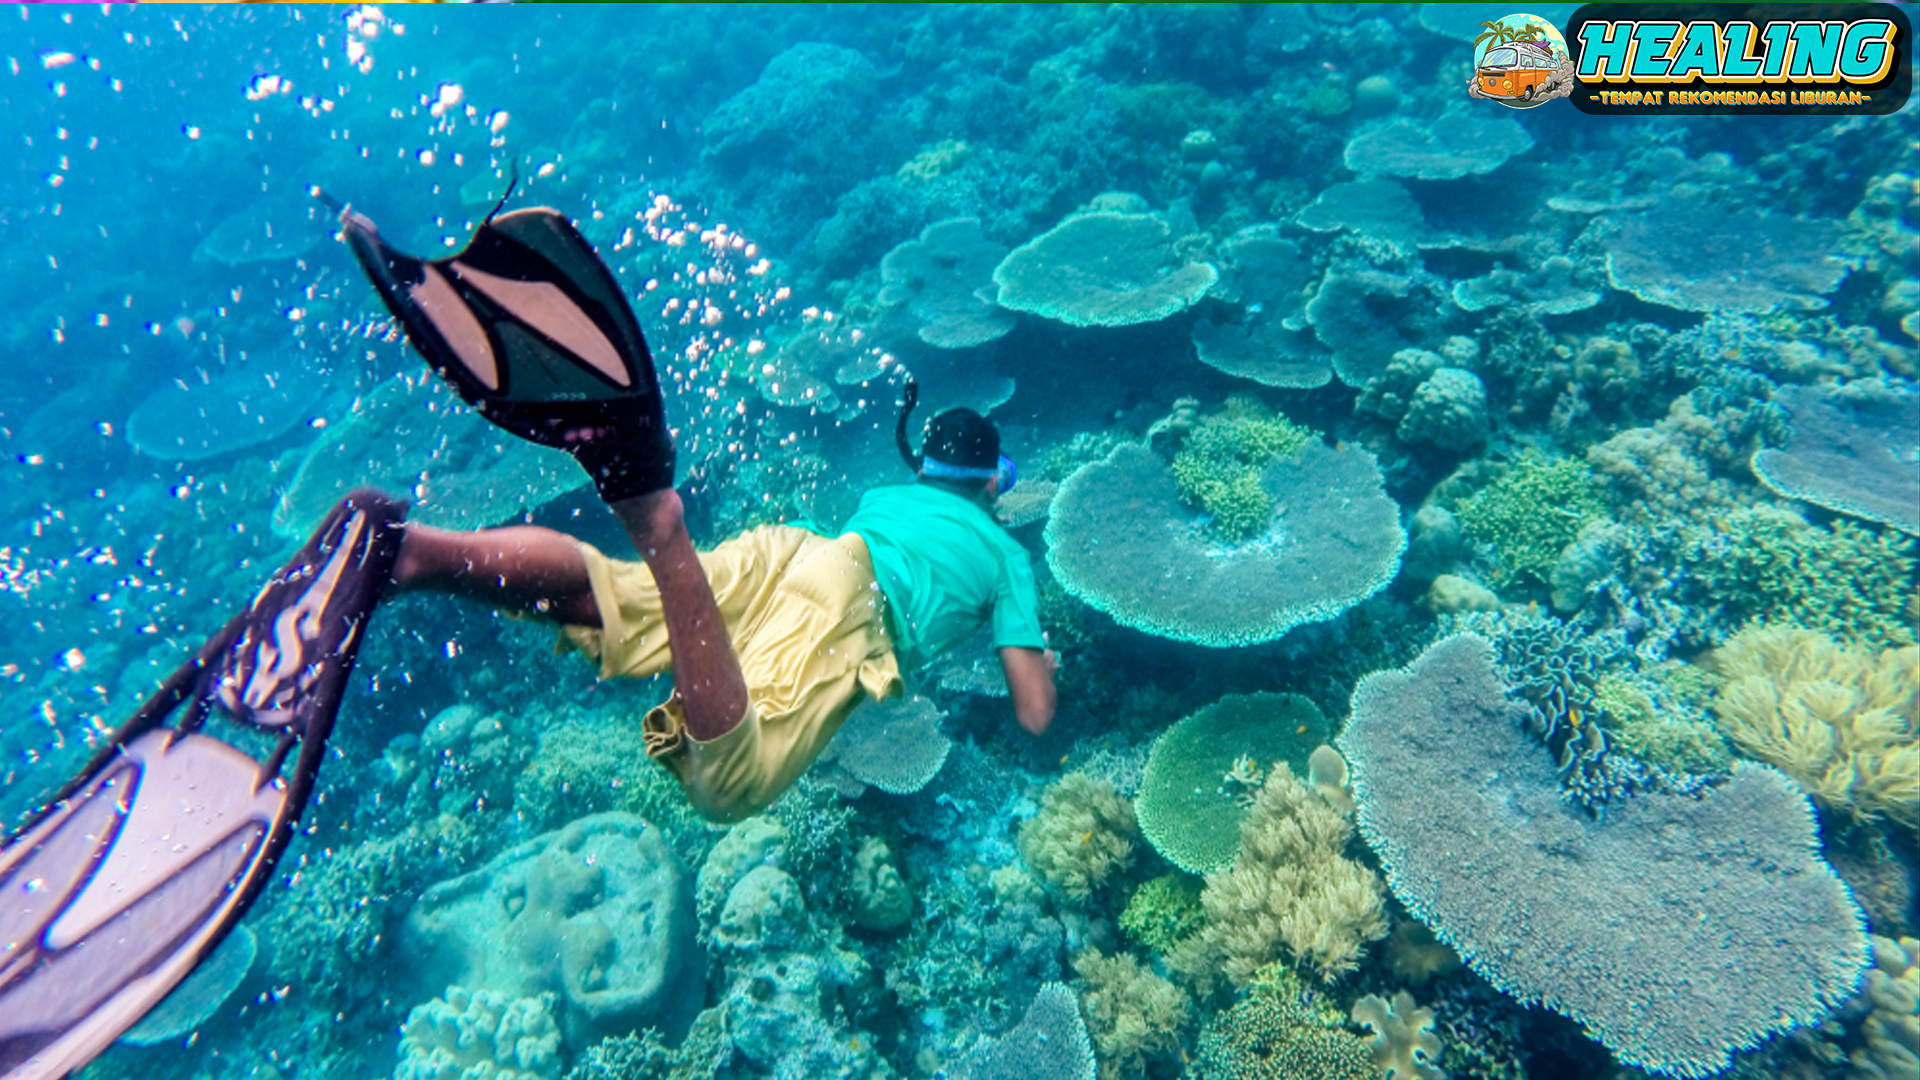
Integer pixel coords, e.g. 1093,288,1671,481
336,203,1058,823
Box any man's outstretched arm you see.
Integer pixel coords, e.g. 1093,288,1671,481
1000,645,1058,736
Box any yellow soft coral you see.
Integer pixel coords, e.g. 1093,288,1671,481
1712,625,1919,828
1018,773,1139,904
1198,764,1387,985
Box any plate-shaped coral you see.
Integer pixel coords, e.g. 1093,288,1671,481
1044,441,1404,646
993,212,1218,328
879,217,1014,349
1344,113,1533,181
1135,692,1331,874
1190,228,1331,389
1341,634,1869,1079
1752,382,1919,535
1604,194,1848,313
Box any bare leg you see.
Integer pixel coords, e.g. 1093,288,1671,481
609,489,749,743
392,523,603,626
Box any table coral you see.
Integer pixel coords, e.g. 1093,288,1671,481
1341,634,1871,1078
1343,111,1534,180
1045,441,1404,646
1190,227,1332,389
992,211,1218,328
1135,692,1332,875
125,352,324,461
878,216,1014,349
1197,764,1387,985
1603,193,1850,313
1753,381,1920,536
1296,179,1428,247
816,693,951,796
1711,624,1919,829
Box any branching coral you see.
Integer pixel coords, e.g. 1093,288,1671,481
1711,625,1919,828
1017,773,1139,905
1456,451,1607,587
1167,397,1312,541
1119,874,1205,955
1198,764,1387,985
1685,506,1918,650
1070,948,1193,1080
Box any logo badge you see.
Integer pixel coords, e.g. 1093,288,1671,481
1469,13,1576,108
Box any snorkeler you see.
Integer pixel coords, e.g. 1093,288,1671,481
0,199,1054,1079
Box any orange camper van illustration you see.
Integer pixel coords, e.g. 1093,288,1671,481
1477,39,1559,101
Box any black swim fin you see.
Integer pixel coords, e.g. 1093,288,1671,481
339,204,675,501
0,490,407,1080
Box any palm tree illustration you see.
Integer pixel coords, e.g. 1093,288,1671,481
1475,18,1549,53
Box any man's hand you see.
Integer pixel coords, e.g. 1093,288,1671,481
1000,645,1058,737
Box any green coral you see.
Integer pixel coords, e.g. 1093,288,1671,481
1686,506,1918,650
1018,773,1139,904
1192,964,1375,1080
1457,452,1608,586
1593,671,1732,776
1169,397,1314,541
1120,874,1206,955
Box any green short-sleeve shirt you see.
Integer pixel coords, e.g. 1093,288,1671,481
841,483,1046,671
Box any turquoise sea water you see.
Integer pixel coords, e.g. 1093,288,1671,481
2,6,1916,1080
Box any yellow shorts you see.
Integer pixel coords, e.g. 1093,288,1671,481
563,525,902,824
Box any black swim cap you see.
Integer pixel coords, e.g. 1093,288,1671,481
922,408,1000,470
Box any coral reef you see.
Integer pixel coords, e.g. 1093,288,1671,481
948,984,1096,1080
1167,397,1312,541
1343,110,1534,180
1684,507,1918,650
1342,634,1871,1078
878,216,1014,349
815,693,952,796
120,926,257,1045
847,836,912,932
1196,764,1387,985
1046,441,1404,646
1711,624,1919,829
125,351,323,461
1119,874,1205,955
1017,773,1138,905
1134,692,1331,874
1456,451,1607,587
1189,227,1331,389
992,211,1218,327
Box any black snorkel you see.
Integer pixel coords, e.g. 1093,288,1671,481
895,377,923,473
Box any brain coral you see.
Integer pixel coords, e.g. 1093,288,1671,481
1189,227,1332,389
879,217,1015,349
1343,112,1534,180
1045,442,1404,646
1135,692,1331,874
1604,193,1849,313
1753,382,1920,536
992,212,1218,328
1340,634,1870,1078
